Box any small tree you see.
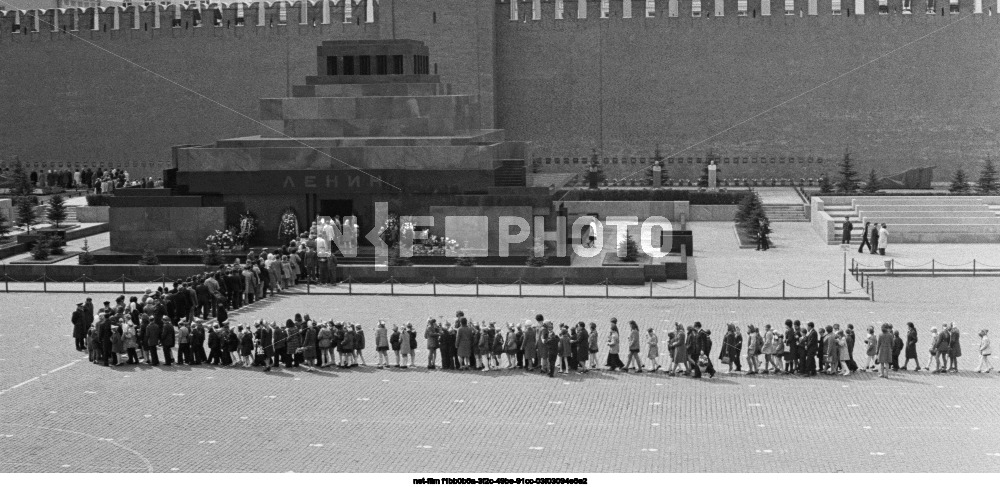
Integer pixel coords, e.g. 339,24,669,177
46,194,67,228
15,197,37,233
618,234,640,262
78,239,96,265
818,172,834,194
862,169,881,194
201,244,223,266
49,236,66,256
836,148,861,194
0,207,9,240
139,248,160,265
9,158,34,197
977,157,998,194
31,237,51,261
950,169,971,194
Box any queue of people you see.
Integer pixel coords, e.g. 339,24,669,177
71,300,996,378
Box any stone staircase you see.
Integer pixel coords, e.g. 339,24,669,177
763,204,809,222
819,196,1000,244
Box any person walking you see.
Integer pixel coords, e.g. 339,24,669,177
869,222,880,255
574,322,590,373
400,323,414,369
858,222,871,253
646,327,660,372
891,329,904,371
669,323,688,376
545,328,560,378
522,321,537,371
425,319,440,369
877,224,888,256
588,323,599,369
746,325,762,375
145,318,160,366
877,323,894,378
124,322,139,365
903,322,921,371
976,329,994,373
606,323,624,371
624,321,644,373
864,326,877,371
390,324,402,367
842,217,853,245
374,321,389,369
948,323,961,372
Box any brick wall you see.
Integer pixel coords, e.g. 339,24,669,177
496,6,1000,178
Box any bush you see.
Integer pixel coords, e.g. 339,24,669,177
49,236,66,256
78,239,95,265
31,237,51,261
526,255,548,267
201,244,223,266
561,189,743,205
85,194,112,206
139,248,160,265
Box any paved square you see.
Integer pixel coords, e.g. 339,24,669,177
1,274,999,472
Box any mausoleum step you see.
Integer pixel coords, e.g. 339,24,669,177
305,74,441,85
293,83,452,98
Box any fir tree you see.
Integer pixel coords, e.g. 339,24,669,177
618,233,640,262
862,169,881,194
9,158,34,197
15,197,37,233
950,169,971,194
734,190,772,243
818,172,834,194
977,157,998,194
31,237,51,261
46,194,67,228
836,149,860,194
78,239,96,265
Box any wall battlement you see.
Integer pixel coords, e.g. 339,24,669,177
0,0,377,43
497,0,997,21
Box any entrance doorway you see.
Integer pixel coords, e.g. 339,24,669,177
319,199,354,223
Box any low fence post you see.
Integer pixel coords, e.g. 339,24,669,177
737,280,741,299
432,276,437,296
649,279,653,298
563,277,567,298
518,279,522,298
43,271,47,293
306,279,310,294
121,274,126,293
4,272,7,293
826,280,830,299
931,259,935,277
973,259,976,277
82,274,87,294
605,279,609,298
693,280,697,298
161,273,166,292
782,279,785,299
390,276,395,296
871,281,875,302
475,278,479,298
348,277,353,295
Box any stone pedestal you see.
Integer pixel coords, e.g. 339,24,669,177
708,163,718,189
652,165,662,187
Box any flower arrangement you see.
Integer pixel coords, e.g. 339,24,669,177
278,208,299,243
237,211,258,246
411,233,460,256
205,227,238,249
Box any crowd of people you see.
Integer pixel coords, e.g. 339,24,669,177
71,288,996,377
4,166,162,193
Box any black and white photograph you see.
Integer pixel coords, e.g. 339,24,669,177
1,0,999,482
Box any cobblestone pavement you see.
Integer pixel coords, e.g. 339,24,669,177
2,276,1000,473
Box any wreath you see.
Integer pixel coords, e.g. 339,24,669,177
278,207,300,243
237,211,258,246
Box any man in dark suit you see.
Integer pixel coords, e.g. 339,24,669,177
190,321,206,365
99,316,114,366
573,322,589,373
145,319,160,365
544,329,559,378
71,304,87,351
160,318,176,366
869,222,880,255
82,298,95,330
272,323,287,368
803,322,819,376
842,217,854,244
697,324,716,378
195,279,212,319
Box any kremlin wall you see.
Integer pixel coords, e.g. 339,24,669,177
1,0,999,180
